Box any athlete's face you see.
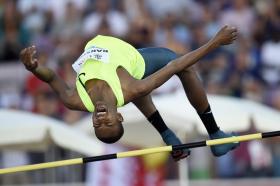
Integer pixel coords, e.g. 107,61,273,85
92,103,123,128
92,102,124,143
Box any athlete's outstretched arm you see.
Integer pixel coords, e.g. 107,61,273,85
133,25,237,98
20,46,87,111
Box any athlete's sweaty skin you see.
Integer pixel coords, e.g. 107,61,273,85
20,25,237,147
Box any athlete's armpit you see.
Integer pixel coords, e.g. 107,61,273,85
48,74,88,112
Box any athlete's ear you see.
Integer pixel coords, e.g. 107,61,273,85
117,112,123,122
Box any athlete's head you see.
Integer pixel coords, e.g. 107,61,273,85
92,103,124,144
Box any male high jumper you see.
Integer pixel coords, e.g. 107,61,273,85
20,25,239,161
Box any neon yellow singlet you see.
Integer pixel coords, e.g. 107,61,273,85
73,35,145,112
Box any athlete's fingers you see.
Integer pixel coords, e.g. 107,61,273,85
25,57,38,71
229,26,237,33
25,46,36,64
31,48,37,64
32,59,38,66
31,46,36,55
232,30,238,36
25,47,31,59
22,50,30,64
232,36,238,41
20,48,28,60
20,48,27,57
221,25,228,30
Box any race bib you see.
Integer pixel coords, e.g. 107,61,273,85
72,46,109,73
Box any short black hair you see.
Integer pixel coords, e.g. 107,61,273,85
95,124,124,144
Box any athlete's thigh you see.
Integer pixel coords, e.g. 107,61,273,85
138,47,178,78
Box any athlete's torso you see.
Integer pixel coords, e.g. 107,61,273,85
73,35,145,112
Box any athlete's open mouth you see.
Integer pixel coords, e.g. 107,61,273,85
95,104,107,115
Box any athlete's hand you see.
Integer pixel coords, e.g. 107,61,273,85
212,25,237,46
20,46,38,72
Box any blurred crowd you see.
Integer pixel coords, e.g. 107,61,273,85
0,0,280,183
0,0,280,113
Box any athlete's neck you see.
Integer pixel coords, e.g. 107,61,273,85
85,79,117,111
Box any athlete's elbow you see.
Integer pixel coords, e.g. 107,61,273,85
61,91,79,110
60,98,74,110
63,102,72,110
133,82,149,98
168,59,182,75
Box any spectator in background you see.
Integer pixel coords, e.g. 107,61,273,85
271,137,280,177
17,0,45,14
241,77,265,102
124,0,155,48
233,141,251,177
122,0,146,22
266,89,280,111
200,4,220,39
0,0,30,61
21,5,46,38
219,0,255,37
18,0,86,34
154,13,190,54
248,140,273,177
190,22,209,50
51,1,83,40
62,109,84,124
83,0,129,38
261,36,280,87
33,89,61,119
260,0,280,87
126,17,155,49
145,0,199,20
43,0,88,23
202,53,229,94
263,0,280,42
215,152,236,178
225,46,255,97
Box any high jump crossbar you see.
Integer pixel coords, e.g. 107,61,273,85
0,131,279,175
